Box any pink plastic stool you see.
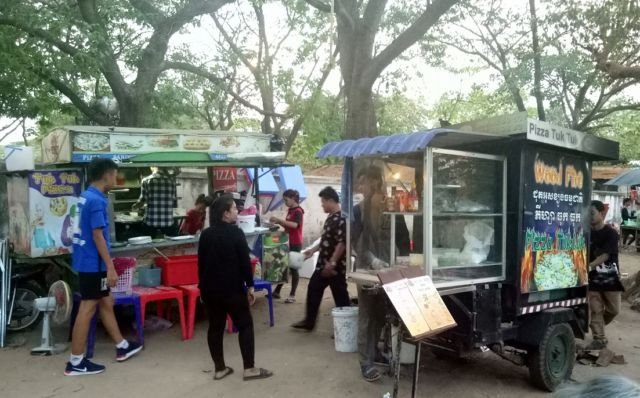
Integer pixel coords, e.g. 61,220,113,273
176,284,200,340
132,286,187,340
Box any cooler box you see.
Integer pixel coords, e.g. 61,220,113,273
155,255,199,286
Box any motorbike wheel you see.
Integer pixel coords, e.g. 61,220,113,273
7,280,46,332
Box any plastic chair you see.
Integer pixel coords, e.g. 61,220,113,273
176,284,200,340
132,286,187,340
254,279,274,327
70,292,143,359
226,279,274,333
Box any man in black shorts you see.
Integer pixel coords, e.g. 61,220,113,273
65,159,142,376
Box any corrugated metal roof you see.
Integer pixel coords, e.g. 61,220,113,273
317,129,504,158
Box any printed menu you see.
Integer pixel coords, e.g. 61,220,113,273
379,268,456,339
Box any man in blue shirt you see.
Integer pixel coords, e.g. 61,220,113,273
66,158,142,376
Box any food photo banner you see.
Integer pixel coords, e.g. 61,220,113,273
520,149,590,293
41,129,270,164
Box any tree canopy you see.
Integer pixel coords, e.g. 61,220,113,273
1,0,640,161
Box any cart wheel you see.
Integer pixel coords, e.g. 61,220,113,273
528,322,575,392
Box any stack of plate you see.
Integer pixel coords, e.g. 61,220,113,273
128,236,152,245
168,235,194,241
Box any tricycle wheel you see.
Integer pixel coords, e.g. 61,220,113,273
527,322,575,391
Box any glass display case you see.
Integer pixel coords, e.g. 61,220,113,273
347,148,506,289
427,149,506,287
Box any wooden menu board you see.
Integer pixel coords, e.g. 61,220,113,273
379,268,457,340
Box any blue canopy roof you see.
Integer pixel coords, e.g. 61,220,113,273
244,168,279,194
268,165,308,210
317,129,504,158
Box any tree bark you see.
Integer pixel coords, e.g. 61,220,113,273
346,84,377,139
597,59,640,80
308,0,459,138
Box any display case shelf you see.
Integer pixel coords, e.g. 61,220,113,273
433,213,503,218
383,211,423,216
434,262,502,270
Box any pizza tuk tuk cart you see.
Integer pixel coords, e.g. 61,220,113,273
317,114,619,391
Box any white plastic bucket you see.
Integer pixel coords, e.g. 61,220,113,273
391,325,416,364
237,215,256,233
332,306,359,353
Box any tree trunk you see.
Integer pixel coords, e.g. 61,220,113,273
306,0,458,139
346,85,377,138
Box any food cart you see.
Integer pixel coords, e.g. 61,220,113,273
317,114,619,392
7,126,299,286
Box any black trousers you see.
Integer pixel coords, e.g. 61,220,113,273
305,270,351,327
205,294,255,371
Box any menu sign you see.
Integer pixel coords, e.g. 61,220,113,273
383,279,431,337
381,270,456,339
407,276,456,332
520,149,589,293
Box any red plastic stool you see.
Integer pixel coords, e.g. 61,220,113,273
132,286,187,340
176,284,200,340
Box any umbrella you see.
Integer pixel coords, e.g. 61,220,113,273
605,168,640,186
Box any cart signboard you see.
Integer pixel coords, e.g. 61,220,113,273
520,149,589,293
8,170,83,257
212,167,238,192
41,127,270,164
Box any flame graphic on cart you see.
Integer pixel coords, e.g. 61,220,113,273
521,228,588,293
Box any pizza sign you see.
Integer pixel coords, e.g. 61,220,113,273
212,167,237,192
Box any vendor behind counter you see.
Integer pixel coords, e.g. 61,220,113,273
133,167,178,237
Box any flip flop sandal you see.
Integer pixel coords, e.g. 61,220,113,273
243,368,273,381
213,367,234,380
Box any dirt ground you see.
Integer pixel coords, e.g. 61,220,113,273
1,255,639,398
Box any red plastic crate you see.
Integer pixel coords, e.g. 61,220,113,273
155,255,199,286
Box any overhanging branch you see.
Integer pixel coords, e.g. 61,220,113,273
363,0,459,88
35,70,110,125
164,61,288,118
0,17,79,56
128,0,164,27
305,0,331,13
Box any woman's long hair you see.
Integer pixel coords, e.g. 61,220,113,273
283,189,300,204
210,194,235,223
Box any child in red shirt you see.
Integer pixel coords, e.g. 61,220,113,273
180,195,211,235
270,190,304,303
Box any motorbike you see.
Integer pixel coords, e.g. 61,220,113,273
7,263,49,332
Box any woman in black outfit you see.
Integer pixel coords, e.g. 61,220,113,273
198,194,273,381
